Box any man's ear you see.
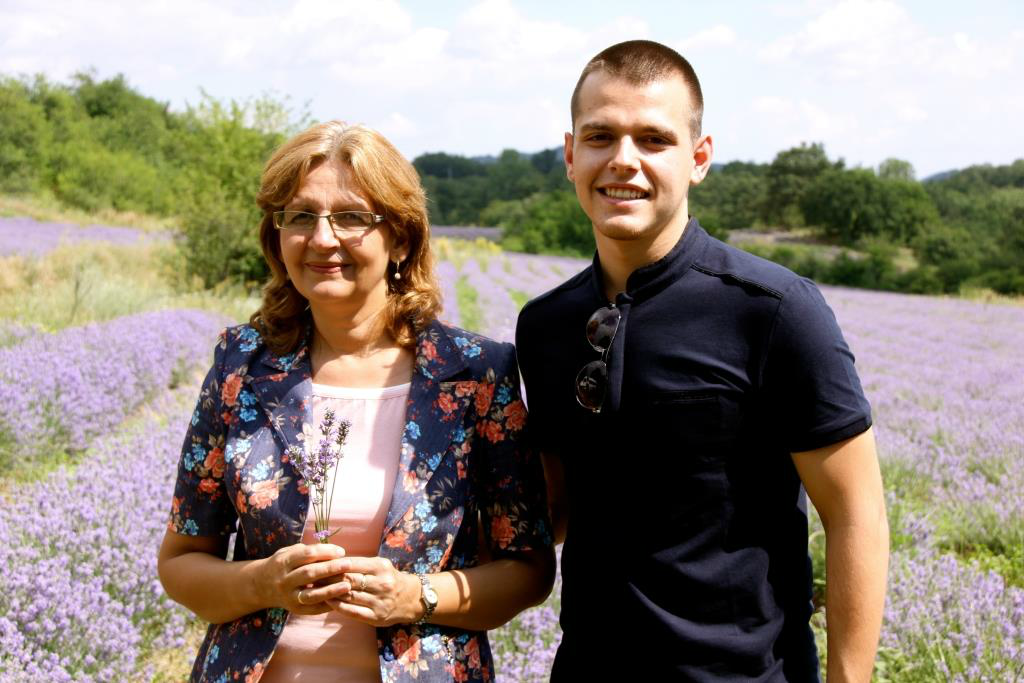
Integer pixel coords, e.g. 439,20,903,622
690,134,714,184
564,131,575,182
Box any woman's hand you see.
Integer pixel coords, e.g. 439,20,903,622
253,543,350,615
308,556,423,627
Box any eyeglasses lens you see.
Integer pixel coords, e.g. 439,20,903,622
332,212,373,229
274,211,373,231
575,360,608,412
575,305,619,413
585,307,620,354
286,212,316,228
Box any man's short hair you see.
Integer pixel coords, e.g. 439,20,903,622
570,39,704,141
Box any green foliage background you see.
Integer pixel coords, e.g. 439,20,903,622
1,71,1021,294
0,72,303,287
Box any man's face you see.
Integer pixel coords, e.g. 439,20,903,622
565,71,711,246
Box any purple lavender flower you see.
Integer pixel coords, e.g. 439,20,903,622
0,254,1021,679
0,309,228,465
0,320,43,348
435,260,461,328
287,408,350,543
0,216,167,257
0,388,195,681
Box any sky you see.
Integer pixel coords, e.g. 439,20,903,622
1,0,1022,178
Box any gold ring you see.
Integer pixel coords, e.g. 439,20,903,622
359,575,368,592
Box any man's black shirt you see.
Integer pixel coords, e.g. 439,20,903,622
516,219,872,681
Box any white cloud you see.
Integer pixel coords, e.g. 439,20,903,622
0,1,1019,175
753,96,859,146
759,0,923,77
753,95,794,115
895,104,928,123
378,111,419,141
758,0,1019,82
678,24,737,52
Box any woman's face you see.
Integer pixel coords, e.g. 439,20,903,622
278,159,403,319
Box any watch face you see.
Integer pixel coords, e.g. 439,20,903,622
419,574,438,614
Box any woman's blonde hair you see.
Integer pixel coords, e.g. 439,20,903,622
251,121,442,354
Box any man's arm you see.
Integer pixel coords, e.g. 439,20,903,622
541,451,567,545
791,427,889,683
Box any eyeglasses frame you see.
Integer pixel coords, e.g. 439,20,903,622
271,210,385,234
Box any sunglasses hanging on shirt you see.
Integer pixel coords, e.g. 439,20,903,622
575,304,621,413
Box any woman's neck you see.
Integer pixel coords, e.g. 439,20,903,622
310,304,389,357
308,306,413,388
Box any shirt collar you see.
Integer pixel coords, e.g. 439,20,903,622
590,216,708,304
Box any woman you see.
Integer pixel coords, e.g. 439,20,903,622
158,121,554,683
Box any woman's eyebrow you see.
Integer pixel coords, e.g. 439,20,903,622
282,198,315,211
284,194,372,212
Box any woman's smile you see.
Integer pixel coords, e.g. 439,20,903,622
305,260,350,275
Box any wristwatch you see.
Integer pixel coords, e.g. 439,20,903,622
415,573,438,625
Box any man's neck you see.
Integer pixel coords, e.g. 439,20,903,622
595,213,689,302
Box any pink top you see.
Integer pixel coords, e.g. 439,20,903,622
261,381,410,683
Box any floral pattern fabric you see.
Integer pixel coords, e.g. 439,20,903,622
168,320,552,682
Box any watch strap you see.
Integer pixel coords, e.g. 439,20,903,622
415,573,437,625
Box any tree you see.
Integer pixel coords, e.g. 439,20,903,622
487,149,545,201
413,152,485,180
763,142,837,227
493,190,594,255
801,168,938,245
174,95,291,286
878,158,915,181
0,78,51,192
689,161,768,236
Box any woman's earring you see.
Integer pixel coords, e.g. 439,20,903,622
392,259,402,280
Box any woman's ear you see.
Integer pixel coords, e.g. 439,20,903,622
391,244,409,264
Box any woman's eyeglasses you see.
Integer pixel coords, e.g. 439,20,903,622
272,210,384,234
575,304,620,413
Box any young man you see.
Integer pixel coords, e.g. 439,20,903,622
515,40,889,681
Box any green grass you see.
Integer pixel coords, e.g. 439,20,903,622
140,615,207,682
509,289,531,310
0,191,177,233
431,236,503,272
0,242,256,330
455,275,483,333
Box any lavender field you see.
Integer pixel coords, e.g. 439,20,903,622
0,216,164,257
0,222,1021,681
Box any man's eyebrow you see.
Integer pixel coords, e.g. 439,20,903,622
577,122,678,142
638,125,678,142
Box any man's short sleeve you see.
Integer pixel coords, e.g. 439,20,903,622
762,278,872,453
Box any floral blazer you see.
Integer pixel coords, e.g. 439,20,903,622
168,319,552,682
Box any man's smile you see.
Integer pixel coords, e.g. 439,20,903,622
598,185,650,200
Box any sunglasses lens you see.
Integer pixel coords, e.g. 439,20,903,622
586,307,620,353
575,360,607,412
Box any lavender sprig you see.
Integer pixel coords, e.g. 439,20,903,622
287,408,350,543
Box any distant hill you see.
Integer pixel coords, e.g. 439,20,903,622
923,169,957,183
